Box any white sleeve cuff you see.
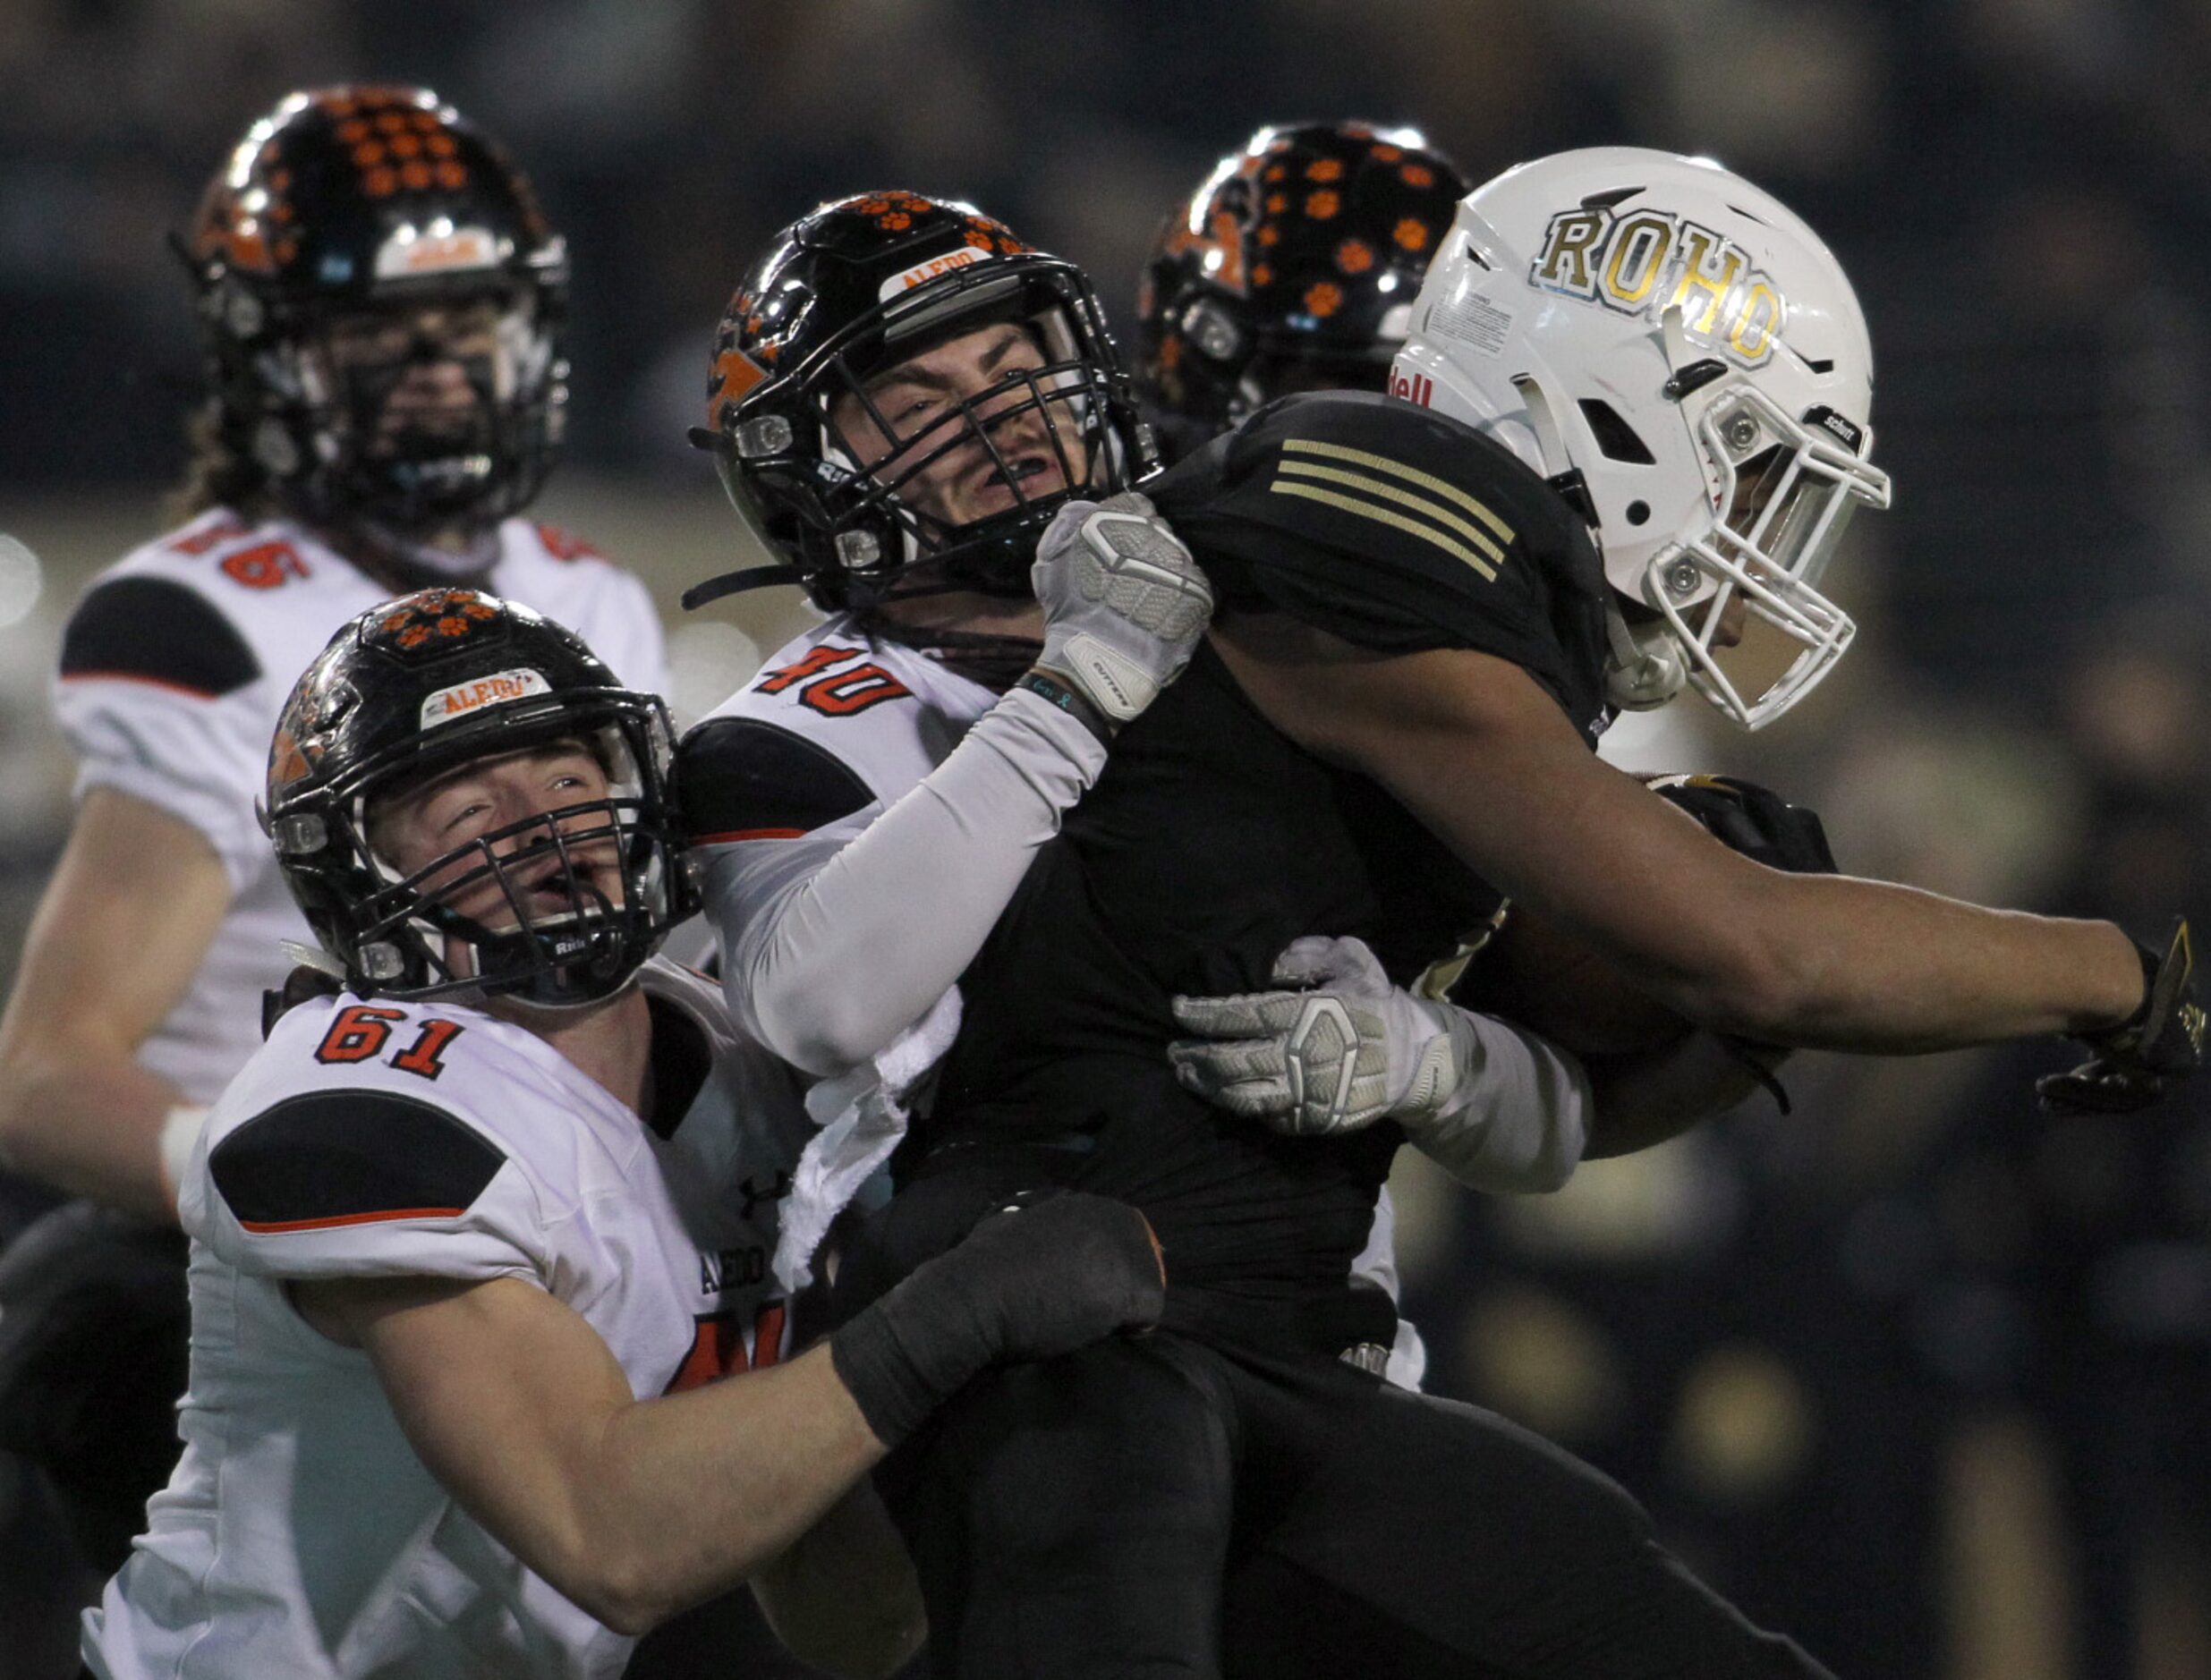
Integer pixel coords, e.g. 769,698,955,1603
1405,1012,1592,1193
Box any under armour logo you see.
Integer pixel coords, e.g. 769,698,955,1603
738,1170,793,1220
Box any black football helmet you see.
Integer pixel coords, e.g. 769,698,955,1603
184,86,569,541
265,590,695,1009
688,191,1155,614
1135,122,1468,450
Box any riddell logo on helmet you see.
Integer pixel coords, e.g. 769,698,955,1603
421,667,551,728
1388,368,1433,406
878,246,992,301
1529,207,1785,367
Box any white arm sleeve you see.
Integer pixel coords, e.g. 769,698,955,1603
1406,1010,1593,1194
704,686,1107,1076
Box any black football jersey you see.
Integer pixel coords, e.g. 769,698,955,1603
923,392,1612,1295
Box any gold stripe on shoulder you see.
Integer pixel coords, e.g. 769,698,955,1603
1266,480,1499,581
1281,437,1517,544
1275,458,1508,570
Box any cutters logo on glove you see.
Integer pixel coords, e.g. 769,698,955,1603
1283,993,1365,1124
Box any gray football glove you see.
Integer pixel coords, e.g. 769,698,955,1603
1032,491,1214,726
1168,935,1480,1136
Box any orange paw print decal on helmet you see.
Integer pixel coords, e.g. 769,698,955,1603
839,191,946,233
375,590,499,652
961,209,1030,255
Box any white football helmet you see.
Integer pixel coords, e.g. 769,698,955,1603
1390,148,1891,729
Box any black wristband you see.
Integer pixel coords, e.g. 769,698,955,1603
1016,666,1116,746
829,1296,945,1449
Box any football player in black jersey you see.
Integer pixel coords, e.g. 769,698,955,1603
685,159,2199,1678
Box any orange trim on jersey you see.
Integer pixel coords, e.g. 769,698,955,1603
240,1206,465,1234
695,826,807,843
58,669,222,700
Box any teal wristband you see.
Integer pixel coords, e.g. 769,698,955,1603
1016,666,1116,745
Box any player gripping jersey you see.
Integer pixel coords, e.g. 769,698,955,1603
678,199,1611,1381
85,960,804,1680
682,157,2202,1677
685,609,1543,1382
82,588,1164,1679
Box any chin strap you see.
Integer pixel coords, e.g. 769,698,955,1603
681,563,807,613
1510,372,1601,529
1510,366,1684,711
1602,601,1685,711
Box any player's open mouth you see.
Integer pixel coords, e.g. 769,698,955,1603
514,856,614,921
979,454,1057,494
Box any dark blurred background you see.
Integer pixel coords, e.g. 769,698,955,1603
2,4,2208,1676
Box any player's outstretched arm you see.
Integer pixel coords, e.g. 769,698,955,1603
0,789,234,1220
293,1192,1163,1641
1169,772,1845,1175
702,494,1212,1076
1212,621,2158,1060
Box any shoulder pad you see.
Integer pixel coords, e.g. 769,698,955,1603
1153,390,1600,601
60,577,261,699
1147,392,1610,716
679,716,876,843
209,1090,506,1234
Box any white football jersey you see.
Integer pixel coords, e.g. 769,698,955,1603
691,619,1425,1386
692,615,998,832
53,507,670,1103
82,958,807,1680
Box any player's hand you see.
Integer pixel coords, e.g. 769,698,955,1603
1031,491,1214,727
2038,919,2204,1116
952,1191,1166,1360
1642,772,1837,874
1168,935,1480,1136
830,1192,1164,1447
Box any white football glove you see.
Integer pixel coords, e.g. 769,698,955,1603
1032,490,1214,726
1167,935,1479,1136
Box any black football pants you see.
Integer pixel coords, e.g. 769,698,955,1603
876,1319,1835,1680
